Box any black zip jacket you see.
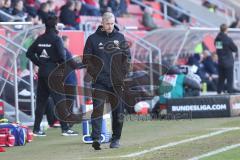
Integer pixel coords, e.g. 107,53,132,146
215,32,238,68
83,25,131,86
26,29,84,77
26,29,66,77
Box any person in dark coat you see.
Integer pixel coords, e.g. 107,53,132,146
166,0,189,25
107,0,127,17
37,2,50,24
26,15,82,136
62,35,79,116
12,0,25,18
59,0,79,30
0,0,9,21
1,0,12,15
215,24,238,94
83,12,131,150
45,35,80,128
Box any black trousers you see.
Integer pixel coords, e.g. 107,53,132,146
91,84,124,141
45,97,57,127
33,77,69,132
217,65,234,94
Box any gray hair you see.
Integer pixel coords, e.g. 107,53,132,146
102,12,115,22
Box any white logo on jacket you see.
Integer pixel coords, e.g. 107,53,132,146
40,49,50,58
38,44,52,47
98,42,104,49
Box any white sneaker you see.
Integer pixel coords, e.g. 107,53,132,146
62,129,79,136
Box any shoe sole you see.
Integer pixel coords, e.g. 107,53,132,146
110,142,120,148
110,145,120,148
62,134,79,136
33,134,46,137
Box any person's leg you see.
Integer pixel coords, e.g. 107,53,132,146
110,97,124,139
226,66,234,93
91,86,106,141
50,89,70,132
109,86,124,148
91,85,108,150
217,65,225,94
46,75,71,132
65,85,78,128
48,73,79,135
33,77,49,132
45,97,56,127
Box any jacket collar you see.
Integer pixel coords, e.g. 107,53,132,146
96,25,119,37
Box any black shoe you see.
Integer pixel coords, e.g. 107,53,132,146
92,140,101,150
110,139,120,148
33,130,46,137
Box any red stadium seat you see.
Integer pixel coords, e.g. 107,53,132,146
117,17,147,30
203,35,216,53
79,16,101,30
131,31,147,37
144,1,163,19
153,18,172,28
79,16,102,24
127,4,143,16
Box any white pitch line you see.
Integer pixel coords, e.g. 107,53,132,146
121,128,240,158
189,143,240,160
210,127,240,130
81,127,240,160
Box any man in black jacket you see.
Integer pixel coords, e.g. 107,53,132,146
26,15,81,136
215,24,238,94
83,12,131,150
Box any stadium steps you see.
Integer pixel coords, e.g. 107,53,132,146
126,2,171,29
220,0,240,17
175,0,234,26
